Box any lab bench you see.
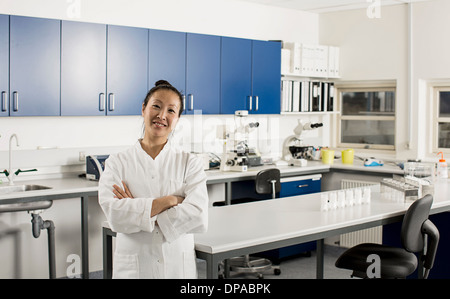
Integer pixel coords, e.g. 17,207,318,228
0,159,406,278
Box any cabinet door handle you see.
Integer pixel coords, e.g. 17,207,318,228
248,96,253,111
182,95,186,112
255,95,259,111
13,91,18,111
99,93,105,111
1,91,6,112
108,93,115,111
189,94,194,111
297,184,309,188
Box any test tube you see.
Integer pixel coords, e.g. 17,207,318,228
321,193,329,211
354,188,362,205
337,190,346,208
329,192,337,210
345,189,354,206
362,187,371,204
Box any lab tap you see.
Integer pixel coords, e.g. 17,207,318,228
7,134,19,185
2,134,37,185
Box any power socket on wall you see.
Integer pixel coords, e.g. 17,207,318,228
79,151,86,162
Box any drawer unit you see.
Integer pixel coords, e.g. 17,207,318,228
258,174,322,262
280,174,322,197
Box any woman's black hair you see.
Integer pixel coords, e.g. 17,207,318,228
143,80,184,116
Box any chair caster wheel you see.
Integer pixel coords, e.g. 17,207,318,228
274,268,281,275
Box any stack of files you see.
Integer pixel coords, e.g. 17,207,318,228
281,42,340,78
281,80,334,113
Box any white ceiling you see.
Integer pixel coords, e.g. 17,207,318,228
233,0,436,13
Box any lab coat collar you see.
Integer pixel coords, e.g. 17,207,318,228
136,138,173,161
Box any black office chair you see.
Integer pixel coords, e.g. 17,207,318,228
0,201,56,279
226,168,282,278
335,194,439,279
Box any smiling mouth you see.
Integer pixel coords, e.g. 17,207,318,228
153,121,167,128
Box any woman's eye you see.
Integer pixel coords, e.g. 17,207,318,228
152,104,160,109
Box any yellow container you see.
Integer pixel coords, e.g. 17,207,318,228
322,149,335,164
342,149,354,164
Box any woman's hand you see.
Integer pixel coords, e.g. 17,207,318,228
112,181,134,199
151,195,185,217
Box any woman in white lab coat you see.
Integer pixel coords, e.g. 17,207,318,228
98,80,208,279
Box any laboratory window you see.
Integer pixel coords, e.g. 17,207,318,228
433,88,450,151
337,86,396,150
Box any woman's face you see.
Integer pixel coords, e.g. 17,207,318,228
142,89,181,140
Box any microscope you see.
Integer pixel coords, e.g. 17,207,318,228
220,110,260,172
282,119,323,166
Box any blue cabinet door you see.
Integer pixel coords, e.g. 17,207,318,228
220,37,252,114
186,33,220,115
0,15,8,117
107,25,148,115
61,21,106,116
251,40,281,114
149,29,186,96
10,16,60,116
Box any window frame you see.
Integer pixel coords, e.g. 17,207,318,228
336,84,397,151
432,85,450,154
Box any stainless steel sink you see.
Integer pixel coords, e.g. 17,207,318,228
0,184,52,195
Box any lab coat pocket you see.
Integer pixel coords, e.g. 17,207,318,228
113,253,139,279
183,250,197,278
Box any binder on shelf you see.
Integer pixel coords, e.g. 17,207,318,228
315,46,329,77
281,48,291,74
328,46,340,78
282,42,301,74
328,82,335,111
281,79,335,113
292,81,300,112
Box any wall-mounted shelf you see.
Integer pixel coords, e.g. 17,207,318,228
282,73,340,80
280,111,339,115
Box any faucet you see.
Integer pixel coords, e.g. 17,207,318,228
8,134,19,185
3,134,37,185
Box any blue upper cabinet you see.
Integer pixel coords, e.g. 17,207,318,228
4,14,281,117
220,37,252,114
9,16,60,116
107,25,148,115
61,21,106,116
220,38,281,114
0,15,8,117
251,40,281,114
149,29,186,96
186,33,221,115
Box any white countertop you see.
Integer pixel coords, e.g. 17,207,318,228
205,159,404,183
0,159,404,203
194,180,450,255
0,176,98,203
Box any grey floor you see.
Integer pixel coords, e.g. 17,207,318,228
87,245,353,279
196,245,354,279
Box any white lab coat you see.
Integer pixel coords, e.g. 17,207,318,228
98,139,208,279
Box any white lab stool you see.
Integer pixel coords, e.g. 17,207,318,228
0,220,21,278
